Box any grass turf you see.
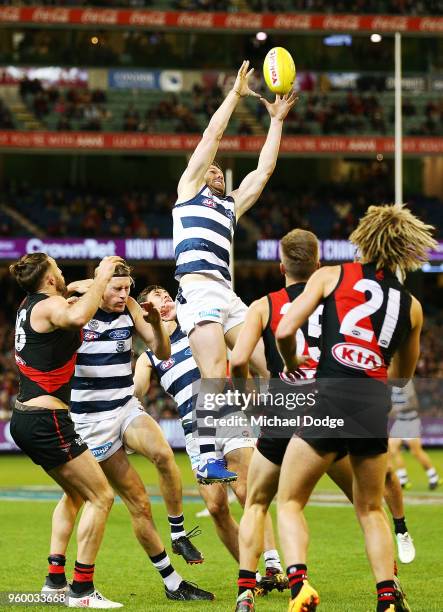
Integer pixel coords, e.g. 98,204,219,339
0,451,442,611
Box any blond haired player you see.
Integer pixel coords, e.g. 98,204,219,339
276,204,436,611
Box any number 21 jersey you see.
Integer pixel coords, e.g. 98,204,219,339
317,262,412,382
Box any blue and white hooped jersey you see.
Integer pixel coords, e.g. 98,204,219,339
146,325,200,435
173,185,236,285
70,307,135,417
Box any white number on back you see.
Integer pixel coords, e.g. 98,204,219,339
339,279,400,348
280,303,323,362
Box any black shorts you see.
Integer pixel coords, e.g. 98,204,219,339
256,436,290,466
10,406,88,472
303,436,388,458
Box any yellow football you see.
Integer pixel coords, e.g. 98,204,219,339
263,47,296,95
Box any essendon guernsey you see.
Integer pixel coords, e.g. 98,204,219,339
263,283,323,379
317,262,412,382
14,293,82,404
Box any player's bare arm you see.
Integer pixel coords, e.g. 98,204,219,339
276,266,339,371
177,60,259,202
128,297,171,360
388,296,423,384
231,91,298,220
230,297,269,379
34,256,123,332
134,352,153,401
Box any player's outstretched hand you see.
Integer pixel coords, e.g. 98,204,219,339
95,256,124,282
66,278,94,295
140,301,162,326
260,90,299,121
233,60,260,98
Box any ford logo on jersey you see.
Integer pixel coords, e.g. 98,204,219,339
332,343,383,371
109,329,131,340
91,442,113,458
160,357,176,371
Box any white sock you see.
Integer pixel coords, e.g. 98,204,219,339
264,549,283,572
396,468,408,484
149,550,182,591
427,467,438,483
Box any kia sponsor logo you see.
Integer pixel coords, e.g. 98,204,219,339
160,357,176,371
109,329,131,340
331,342,383,371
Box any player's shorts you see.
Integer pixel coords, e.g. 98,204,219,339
256,435,349,465
303,436,388,457
185,433,255,472
256,436,290,466
71,397,146,462
389,416,421,440
176,279,247,336
299,381,390,458
10,403,88,472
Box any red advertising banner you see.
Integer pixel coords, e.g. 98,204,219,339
0,131,443,155
0,7,442,34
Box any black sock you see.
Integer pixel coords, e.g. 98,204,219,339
47,554,66,586
376,580,396,611
287,564,307,599
393,517,408,535
71,561,94,595
237,569,256,596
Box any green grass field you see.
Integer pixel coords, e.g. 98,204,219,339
1,450,442,611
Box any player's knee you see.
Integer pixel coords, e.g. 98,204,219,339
96,485,115,513
151,445,174,471
206,498,230,521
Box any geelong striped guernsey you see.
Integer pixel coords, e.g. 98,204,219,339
173,185,236,285
146,325,200,435
70,307,135,417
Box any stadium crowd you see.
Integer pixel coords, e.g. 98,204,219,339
2,81,441,136
1,179,442,245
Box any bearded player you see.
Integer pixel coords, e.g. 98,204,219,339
173,60,297,484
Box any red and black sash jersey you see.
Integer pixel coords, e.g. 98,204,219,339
14,293,82,404
262,283,323,379
317,262,412,382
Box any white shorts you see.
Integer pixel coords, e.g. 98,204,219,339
185,433,255,471
176,279,247,336
71,397,146,462
390,417,422,441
